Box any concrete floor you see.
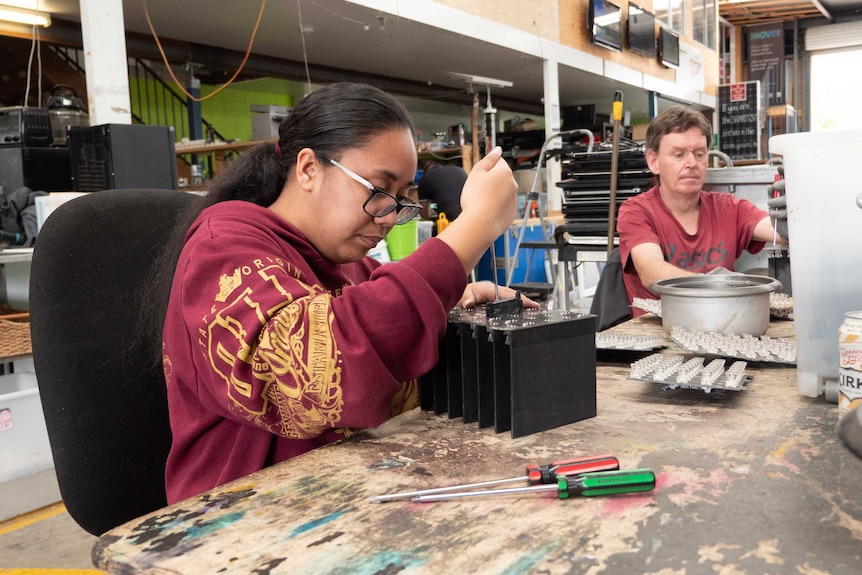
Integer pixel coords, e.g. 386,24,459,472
0,468,100,572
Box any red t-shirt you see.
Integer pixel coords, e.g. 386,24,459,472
163,201,466,502
617,186,766,315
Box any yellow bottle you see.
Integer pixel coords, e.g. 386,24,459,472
437,212,449,234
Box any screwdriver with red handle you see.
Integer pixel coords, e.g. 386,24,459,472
369,454,620,503
412,468,656,503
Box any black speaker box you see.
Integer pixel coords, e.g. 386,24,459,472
0,146,72,193
68,124,178,192
561,104,596,130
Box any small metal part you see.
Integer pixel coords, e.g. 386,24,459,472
485,294,524,320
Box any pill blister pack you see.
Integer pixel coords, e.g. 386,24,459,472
632,297,662,317
596,332,665,351
629,353,751,392
769,292,793,320
669,325,796,364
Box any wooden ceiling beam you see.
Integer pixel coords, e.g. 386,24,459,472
718,0,830,26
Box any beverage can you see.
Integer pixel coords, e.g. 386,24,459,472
838,311,862,418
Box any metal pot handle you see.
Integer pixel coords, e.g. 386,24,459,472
857,192,862,210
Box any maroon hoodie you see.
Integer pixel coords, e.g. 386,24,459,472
163,201,466,503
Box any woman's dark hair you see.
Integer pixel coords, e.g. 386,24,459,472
138,82,416,367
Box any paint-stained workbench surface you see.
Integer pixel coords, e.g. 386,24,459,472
93,317,862,575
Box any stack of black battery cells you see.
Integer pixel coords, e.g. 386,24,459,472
420,304,597,438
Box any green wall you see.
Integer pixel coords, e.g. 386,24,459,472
130,76,295,142
200,77,294,142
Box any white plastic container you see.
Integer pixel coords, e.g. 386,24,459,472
0,372,53,482
417,220,434,246
769,130,862,397
367,239,391,264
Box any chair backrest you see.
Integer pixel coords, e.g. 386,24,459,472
588,247,632,331
30,188,194,536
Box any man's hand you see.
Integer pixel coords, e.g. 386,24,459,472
706,267,743,276
766,180,789,240
767,192,788,241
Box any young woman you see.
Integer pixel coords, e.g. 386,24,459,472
151,82,529,502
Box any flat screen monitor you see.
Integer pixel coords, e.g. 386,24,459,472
658,27,680,68
588,0,622,53
627,3,655,58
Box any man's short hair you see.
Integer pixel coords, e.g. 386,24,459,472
645,104,712,153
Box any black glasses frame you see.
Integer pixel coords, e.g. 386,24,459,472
317,152,422,225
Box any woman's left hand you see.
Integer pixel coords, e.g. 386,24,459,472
457,281,541,309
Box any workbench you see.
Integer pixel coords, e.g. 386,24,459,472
93,316,862,575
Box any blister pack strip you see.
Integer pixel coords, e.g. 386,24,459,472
595,332,665,351
631,297,662,317
669,325,796,364
769,292,794,320
628,353,751,392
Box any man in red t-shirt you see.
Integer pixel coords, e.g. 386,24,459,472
617,105,784,316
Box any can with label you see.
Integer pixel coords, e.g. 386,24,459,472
838,311,862,418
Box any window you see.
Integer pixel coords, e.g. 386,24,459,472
691,0,717,50
654,0,685,36
810,48,862,131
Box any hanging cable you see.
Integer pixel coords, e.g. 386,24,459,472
309,0,367,27
37,20,43,104
143,0,267,102
23,0,44,106
296,0,312,92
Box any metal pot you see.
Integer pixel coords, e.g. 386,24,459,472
650,274,782,335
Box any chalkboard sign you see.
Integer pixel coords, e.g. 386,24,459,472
718,82,761,161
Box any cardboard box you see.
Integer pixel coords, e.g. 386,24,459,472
631,124,649,142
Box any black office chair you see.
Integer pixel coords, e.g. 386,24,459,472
588,247,632,331
30,189,194,536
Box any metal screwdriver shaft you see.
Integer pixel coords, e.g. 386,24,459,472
411,468,656,503
369,454,620,503
490,241,500,302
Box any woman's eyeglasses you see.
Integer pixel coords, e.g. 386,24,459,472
317,153,422,225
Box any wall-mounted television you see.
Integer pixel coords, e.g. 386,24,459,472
658,27,680,68
627,2,655,58
588,0,622,53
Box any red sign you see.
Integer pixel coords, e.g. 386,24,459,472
730,83,747,102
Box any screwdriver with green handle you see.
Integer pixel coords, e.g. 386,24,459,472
410,468,656,502
369,454,620,503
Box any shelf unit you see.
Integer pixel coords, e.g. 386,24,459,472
175,138,277,184
417,144,473,173
0,248,54,504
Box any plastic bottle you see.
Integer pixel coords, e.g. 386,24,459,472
437,212,449,234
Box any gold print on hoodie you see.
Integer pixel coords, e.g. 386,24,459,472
257,294,343,438
206,263,343,439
